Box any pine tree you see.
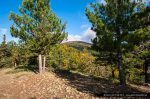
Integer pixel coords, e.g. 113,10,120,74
10,0,67,73
7,41,20,67
86,0,149,85
126,26,150,83
0,34,11,67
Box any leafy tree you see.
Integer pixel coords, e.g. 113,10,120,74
123,51,144,84
7,41,20,67
126,26,150,83
8,41,36,69
19,43,35,67
49,45,95,73
86,0,149,85
0,34,7,57
10,0,67,73
0,34,11,68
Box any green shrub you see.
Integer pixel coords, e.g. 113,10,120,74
49,45,95,72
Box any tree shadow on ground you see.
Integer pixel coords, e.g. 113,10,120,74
5,65,38,74
54,70,143,97
14,65,38,73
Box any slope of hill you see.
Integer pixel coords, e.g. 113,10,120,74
62,41,92,51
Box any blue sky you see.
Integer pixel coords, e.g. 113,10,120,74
0,0,99,43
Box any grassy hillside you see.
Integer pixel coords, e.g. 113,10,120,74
62,41,92,51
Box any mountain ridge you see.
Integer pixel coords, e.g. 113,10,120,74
62,41,92,51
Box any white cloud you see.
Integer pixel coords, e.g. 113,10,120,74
0,28,7,35
67,34,82,41
97,0,106,5
63,27,96,43
80,24,89,29
82,28,96,43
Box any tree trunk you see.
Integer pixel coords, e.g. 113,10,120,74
43,55,46,73
116,26,126,86
118,51,126,86
112,69,115,78
39,54,42,74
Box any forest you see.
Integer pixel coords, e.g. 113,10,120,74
0,0,149,98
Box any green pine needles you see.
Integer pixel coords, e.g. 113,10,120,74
10,0,67,73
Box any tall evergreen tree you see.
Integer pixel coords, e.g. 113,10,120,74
0,34,11,68
126,26,150,83
86,0,149,85
10,0,67,73
7,41,20,67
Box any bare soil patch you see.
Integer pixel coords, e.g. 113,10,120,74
0,69,92,99
0,69,149,99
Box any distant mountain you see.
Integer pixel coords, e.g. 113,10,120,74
62,41,92,51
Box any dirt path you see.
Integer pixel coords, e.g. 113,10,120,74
0,69,93,99
0,69,149,99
